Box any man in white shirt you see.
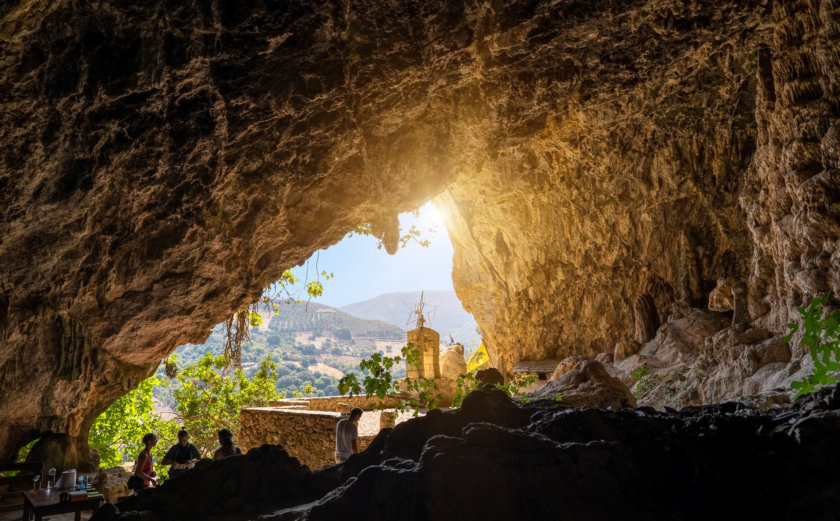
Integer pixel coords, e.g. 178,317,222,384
334,407,363,463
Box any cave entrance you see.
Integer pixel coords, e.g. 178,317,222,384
86,201,482,470
201,200,481,396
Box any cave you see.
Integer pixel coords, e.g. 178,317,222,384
2,0,840,518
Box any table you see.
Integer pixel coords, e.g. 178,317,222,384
22,487,104,521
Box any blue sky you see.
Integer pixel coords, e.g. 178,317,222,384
291,202,456,308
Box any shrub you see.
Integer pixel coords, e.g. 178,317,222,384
452,372,477,407
337,343,441,415
630,364,650,381
634,374,663,398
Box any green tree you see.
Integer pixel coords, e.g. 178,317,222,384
90,353,283,474
165,353,282,455
88,377,178,468
334,328,352,341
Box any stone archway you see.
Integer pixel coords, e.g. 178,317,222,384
1,0,839,466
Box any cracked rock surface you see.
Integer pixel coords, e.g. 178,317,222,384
1,0,839,462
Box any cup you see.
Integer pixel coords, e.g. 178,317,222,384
59,492,69,503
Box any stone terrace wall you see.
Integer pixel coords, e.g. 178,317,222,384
239,408,375,470
269,395,401,412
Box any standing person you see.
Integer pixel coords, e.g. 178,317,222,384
161,429,201,478
213,428,242,460
129,433,158,491
334,407,362,463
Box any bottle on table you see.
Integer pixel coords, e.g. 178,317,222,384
46,468,56,492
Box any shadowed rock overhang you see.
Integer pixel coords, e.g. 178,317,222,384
0,0,838,464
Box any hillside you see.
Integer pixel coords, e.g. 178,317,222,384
159,294,476,404
339,291,480,346
265,301,405,341
163,301,407,399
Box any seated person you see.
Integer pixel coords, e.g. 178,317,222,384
161,430,200,478
129,433,158,491
213,428,242,460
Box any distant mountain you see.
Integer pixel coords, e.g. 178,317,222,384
339,291,480,346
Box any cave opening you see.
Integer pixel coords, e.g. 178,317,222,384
71,199,485,472
2,0,840,517
169,198,481,386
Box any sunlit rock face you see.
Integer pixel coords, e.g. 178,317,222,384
0,0,838,462
442,0,840,373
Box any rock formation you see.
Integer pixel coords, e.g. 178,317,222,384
608,309,797,408
613,339,641,363
92,466,131,505
1,0,839,463
100,388,840,521
444,0,840,373
633,293,660,343
731,279,751,329
533,359,636,408
439,343,467,380
549,355,585,380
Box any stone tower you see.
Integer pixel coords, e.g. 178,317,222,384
406,314,441,379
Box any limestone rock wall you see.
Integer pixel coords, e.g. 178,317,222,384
1,0,838,461
741,0,840,334
439,0,840,373
0,0,469,459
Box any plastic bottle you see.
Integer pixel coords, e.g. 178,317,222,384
46,468,56,492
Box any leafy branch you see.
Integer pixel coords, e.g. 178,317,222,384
786,292,840,398
496,373,538,400
337,343,441,416
453,371,542,407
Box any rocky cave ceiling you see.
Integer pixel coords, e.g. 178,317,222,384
1,0,839,464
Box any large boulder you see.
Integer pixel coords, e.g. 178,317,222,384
93,466,132,504
115,445,323,520
533,360,636,409
262,385,840,521
440,344,468,380
550,355,585,380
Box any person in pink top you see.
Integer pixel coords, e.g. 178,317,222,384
130,433,158,491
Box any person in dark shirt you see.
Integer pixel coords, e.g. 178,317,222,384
161,430,200,478
213,428,242,460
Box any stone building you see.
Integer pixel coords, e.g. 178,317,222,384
511,359,564,393
405,315,441,379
